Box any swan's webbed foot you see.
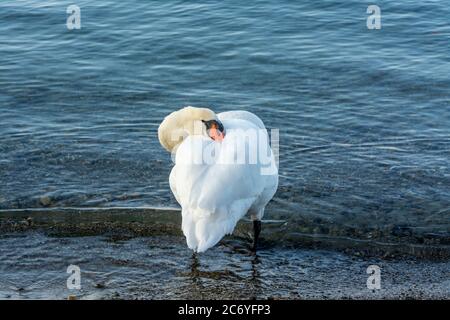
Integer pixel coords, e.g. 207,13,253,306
251,220,262,252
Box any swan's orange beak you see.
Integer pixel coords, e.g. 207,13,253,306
209,127,224,141
203,119,225,142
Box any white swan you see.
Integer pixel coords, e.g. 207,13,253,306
158,106,278,253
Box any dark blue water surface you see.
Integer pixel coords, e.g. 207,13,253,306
1,1,449,247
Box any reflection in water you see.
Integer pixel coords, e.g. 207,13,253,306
188,252,205,299
187,246,264,299
250,255,262,299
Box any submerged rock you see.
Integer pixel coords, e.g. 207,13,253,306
39,196,52,207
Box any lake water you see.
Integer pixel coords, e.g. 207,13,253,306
0,0,449,254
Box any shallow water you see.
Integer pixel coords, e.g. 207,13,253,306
0,1,449,253
0,232,448,300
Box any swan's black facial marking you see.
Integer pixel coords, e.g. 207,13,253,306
202,120,224,132
202,119,225,141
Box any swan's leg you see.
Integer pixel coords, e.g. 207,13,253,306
251,220,261,252
191,251,199,270
250,208,264,252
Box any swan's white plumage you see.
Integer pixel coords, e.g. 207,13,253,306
165,108,278,252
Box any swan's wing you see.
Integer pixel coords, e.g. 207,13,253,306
172,118,277,252
169,166,180,204
248,165,279,219
218,110,266,131
223,111,278,210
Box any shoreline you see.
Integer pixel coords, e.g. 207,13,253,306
0,208,449,261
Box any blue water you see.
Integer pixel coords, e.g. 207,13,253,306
1,1,449,246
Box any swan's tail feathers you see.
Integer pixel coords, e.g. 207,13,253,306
181,209,198,251
194,217,236,253
180,209,240,253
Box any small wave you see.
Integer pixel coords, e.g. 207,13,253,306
0,207,448,260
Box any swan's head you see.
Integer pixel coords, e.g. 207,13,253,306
158,106,225,152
